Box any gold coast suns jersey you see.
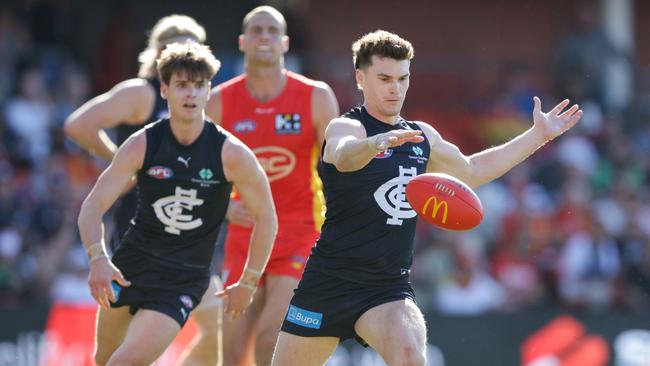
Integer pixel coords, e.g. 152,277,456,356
218,71,325,243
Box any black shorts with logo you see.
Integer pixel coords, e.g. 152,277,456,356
280,269,415,345
110,245,209,327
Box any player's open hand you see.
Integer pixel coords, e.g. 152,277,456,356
532,96,583,141
370,129,424,151
226,200,254,227
88,258,131,308
216,282,256,319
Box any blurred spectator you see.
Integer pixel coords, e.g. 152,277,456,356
3,64,54,167
434,234,506,315
556,216,622,309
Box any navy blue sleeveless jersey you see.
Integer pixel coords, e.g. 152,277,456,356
111,78,169,252
306,106,430,286
117,119,232,272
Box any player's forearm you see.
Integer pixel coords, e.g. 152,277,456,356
78,200,108,261
240,212,278,285
331,136,379,172
468,126,547,187
64,120,117,161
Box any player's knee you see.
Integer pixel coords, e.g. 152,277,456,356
387,343,426,366
105,351,150,366
94,349,111,366
256,328,280,354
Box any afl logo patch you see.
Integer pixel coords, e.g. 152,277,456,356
233,119,256,133
253,146,296,182
147,166,173,179
375,149,393,159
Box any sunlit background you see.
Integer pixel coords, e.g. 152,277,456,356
1,0,649,365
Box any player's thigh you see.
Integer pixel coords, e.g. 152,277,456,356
107,309,181,366
354,298,427,365
95,306,133,364
257,275,299,340
271,331,339,366
222,285,265,359
192,276,223,334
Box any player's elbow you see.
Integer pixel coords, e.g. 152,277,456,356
64,116,84,141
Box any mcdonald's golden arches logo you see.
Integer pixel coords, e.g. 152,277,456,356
422,196,448,224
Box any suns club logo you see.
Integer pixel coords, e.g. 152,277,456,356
147,166,173,179
253,146,296,182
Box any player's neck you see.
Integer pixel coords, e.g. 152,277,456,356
169,114,204,145
244,66,287,102
363,103,400,125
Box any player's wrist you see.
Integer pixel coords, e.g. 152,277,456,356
86,242,108,263
367,134,381,153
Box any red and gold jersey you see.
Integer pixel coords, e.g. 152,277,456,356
218,71,324,276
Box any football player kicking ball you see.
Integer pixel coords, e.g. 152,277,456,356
272,30,582,366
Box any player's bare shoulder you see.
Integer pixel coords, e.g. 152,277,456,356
109,78,157,124
325,116,367,139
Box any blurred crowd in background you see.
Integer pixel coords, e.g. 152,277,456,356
1,0,649,317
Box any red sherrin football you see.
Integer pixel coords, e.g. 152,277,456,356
406,173,483,231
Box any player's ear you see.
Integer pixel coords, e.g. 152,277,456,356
355,69,364,91
281,35,289,53
160,83,168,100
238,34,245,52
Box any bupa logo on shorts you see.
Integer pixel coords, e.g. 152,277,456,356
275,113,301,134
374,149,393,159
286,305,322,329
179,295,193,309
147,166,173,179
233,119,256,133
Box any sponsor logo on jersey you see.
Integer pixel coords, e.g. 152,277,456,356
147,166,173,179
375,149,393,159
255,107,275,114
152,187,204,235
191,168,220,187
179,295,194,309
275,113,301,134
253,146,296,182
409,145,428,164
374,165,418,225
233,119,257,133
286,305,323,329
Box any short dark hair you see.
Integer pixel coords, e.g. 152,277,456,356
156,42,221,85
352,30,414,70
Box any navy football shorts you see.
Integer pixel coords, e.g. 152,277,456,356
110,246,209,327
280,269,415,345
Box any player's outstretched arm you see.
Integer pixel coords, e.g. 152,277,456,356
64,79,155,161
323,117,423,172
421,96,582,188
217,135,278,319
78,131,145,308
